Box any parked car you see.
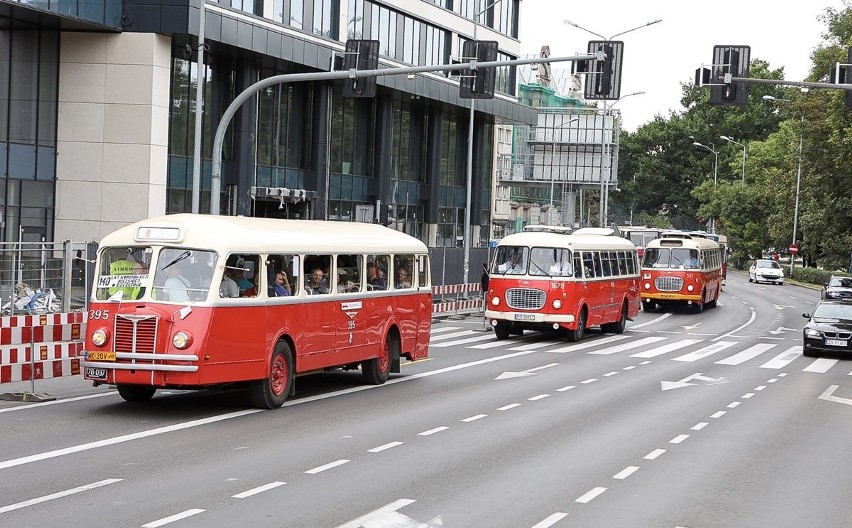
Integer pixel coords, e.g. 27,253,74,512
802,300,852,357
748,259,784,285
822,276,852,300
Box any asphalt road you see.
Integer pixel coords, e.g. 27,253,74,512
1,272,850,528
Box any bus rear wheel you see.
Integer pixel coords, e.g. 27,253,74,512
117,385,156,403
250,341,293,409
363,332,395,385
567,308,587,342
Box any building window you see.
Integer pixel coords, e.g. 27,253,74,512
348,0,448,66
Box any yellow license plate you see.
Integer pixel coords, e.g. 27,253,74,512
88,351,116,362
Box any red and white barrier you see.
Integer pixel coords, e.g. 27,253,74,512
0,311,87,384
431,283,483,316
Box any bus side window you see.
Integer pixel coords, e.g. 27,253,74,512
336,254,361,293
417,254,429,287
304,255,331,295
268,254,297,297
573,253,583,278
583,252,596,278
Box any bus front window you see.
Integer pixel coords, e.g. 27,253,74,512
152,248,218,302
643,248,671,269
494,246,528,275
96,247,153,301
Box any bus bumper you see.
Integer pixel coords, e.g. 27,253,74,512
484,309,575,324
641,293,701,302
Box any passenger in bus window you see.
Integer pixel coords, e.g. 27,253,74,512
306,267,329,295
500,249,524,273
220,257,241,298
394,266,412,289
549,255,573,276
162,262,191,302
273,269,291,296
368,260,387,290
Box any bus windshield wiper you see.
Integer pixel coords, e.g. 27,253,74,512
161,250,192,270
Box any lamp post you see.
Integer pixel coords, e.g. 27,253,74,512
720,135,747,186
692,140,718,233
548,117,580,223
762,95,804,275
463,0,502,287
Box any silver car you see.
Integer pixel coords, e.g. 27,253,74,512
748,259,784,285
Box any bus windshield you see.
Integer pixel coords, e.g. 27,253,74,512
493,246,529,275
528,247,573,277
643,247,700,269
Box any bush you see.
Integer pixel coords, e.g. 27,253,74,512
790,266,850,286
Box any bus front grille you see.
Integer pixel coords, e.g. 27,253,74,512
506,288,546,310
654,276,683,292
114,314,158,354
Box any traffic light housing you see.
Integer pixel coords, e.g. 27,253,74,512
709,45,750,106
342,39,380,98
459,40,498,99
583,40,624,100
831,47,852,108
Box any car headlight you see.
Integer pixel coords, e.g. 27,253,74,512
172,331,192,349
491,296,500,306
552,299,562,309
805,328,821,338
92,329,108,347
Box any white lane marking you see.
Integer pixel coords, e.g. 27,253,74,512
673,341,737,362
670,434,689,444
142,509,205,527
575,487,607,503
759,347,801,369
580,378,598,384
0,478,122,514
429,330,475,341
232,481,286,498
691,422,708,431
767,378,778,383
727,401,741,409
754,385,766,391
778,373,788,377
742,393,755,399
0,391,118,414
528,394,550,401
418,426,449,436
603,371,619,377
368,441,403,453
715,343,777,365
531,512,569,528
712,308,756,341
497,403,521,411
461,414,487,422
508,341,565,351
639,361,652,365
430,333,498,348
629,312,672,328
644,449,666,460
630,339,703,358
305,459,350,474
587,336,667,355
819,385,852,406
334,499,417,528
803,357,838,373
546,334,631,353
623,365,637,370
556,385,576,392
613,466,639,480
710,411,726,418
429,326,461,334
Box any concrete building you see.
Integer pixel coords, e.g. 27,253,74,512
0,0,534,247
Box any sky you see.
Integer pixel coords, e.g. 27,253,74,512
518,0,848,131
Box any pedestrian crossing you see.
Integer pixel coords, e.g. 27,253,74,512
429,326,851,374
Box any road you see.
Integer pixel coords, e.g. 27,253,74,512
1,272,850,528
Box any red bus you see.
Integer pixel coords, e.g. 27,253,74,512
640,232,722,313
81,214,432,408
484,227,641,342
618,226,662,259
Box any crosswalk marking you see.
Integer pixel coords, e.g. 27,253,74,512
759,346,801,369
673,341,737,362
802,357,837,373
715,343,777,365
547,334,630,353
631,339,703,358
430,326,461,334
430,329,478,341
507,341,562,351
587,336,667,355
429,333,495,348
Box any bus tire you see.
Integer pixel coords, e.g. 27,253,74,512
117,384,156,403
494,321,510,340
567,308,587,342
694,294,704,313
363,332,395,385
643,301,656,313
250,341,293,409
604,302,628,334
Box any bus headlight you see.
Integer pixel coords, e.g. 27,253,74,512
173,331,193,349
644,283,651,290
92,329,109,347
491,296,500,306
687,284,694,292
552,299,562,309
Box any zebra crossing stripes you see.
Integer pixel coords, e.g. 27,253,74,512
547,334,630,354
802,357,839,373
759,346,802,369
429,333,495,348
672,341,737,362
631,339,703,358
430,329,479,342
715,343,777,365
586,336,667,355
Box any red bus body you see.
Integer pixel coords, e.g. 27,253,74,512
484,228,641,341
81,215,431,408
640,233,723,312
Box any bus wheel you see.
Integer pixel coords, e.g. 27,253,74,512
693,294,704,313
643,301,656,313
250,341,293,409
363,332,396,384
494,321,510,340
604,303,628,334
567,308,587,342
117,385,156,403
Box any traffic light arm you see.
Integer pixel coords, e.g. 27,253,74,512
729,76,852,91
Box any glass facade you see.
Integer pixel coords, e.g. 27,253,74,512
7,0,124,29
269,0,338,38
348,0,448,66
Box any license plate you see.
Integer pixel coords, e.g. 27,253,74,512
825,339,848,347
85,367,107,380
88,351,116,362
514,314,535,321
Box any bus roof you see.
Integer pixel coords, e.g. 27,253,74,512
99,214,429,254
497,230,637,251
646,235,720,251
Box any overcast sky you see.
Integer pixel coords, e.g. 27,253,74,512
518,0,847,131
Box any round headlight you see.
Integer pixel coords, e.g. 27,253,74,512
552,299,562,309
687,284,694,292
173,331,192,349
491,296,500,306
92,329,108,347
644,282,651,290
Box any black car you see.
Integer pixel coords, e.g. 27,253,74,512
802,300,852,357
822,276,852,300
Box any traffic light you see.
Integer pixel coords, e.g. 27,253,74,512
709,45,750,106
342,39,380,98
583,40,624,100
459,40,498,99
694,67,711,87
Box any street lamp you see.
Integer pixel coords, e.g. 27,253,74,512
720,135,747,186
692,140,719,233
548,117,581,222
762,94,804,274
463,0,502,287
563,18,662,41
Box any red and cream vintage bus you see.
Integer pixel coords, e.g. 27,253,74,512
618,226,662,259
81,214,431,408
484,227,641,341
640,232,722,313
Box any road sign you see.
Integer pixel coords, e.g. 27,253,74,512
789,244,799,254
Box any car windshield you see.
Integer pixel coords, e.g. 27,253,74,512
757,260,781,269
829,277,852,288
812,303,852,321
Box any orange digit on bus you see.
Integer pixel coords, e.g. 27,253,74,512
484,227,641,342
81,214,431,408
640,232,722,313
